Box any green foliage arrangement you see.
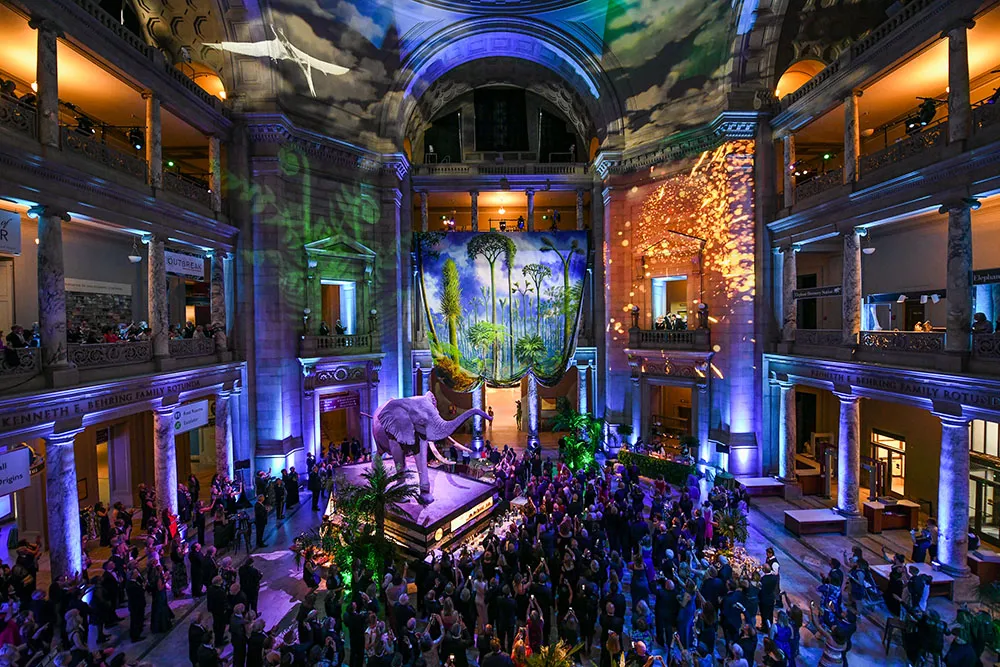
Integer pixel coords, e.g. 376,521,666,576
525,641,583,667
716,506,750,546
552,401,603,472
617,449,696,485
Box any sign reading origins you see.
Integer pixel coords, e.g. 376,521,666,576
793,285,842,299
165,251,205,278
173,400,209,433
0,210,21,257
0,447,31,496
320,392,360,412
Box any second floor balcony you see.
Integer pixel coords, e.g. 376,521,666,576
299,333,378,358
790,329,1000,372
628,327,711,351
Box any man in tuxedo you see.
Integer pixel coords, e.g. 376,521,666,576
188,613,207,667
238,557,263,612
189,543,204,597
254,495,269,548
125,569,146,642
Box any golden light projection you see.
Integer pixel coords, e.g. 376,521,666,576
611,140,755,343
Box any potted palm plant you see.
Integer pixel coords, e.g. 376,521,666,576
716,506,749,548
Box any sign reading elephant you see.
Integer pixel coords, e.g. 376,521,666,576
372,392,491,504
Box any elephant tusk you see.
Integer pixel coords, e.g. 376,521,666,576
427,440,453,465
447,436,473,454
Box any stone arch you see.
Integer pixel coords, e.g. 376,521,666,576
379,17,631,152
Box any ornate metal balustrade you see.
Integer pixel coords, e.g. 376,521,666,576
67,341,152,368
859,124,945,177
795,168,843,202
0,348,40,376
627,328,711,350
794,329,845,346
300,334,375,356
0,95,37,140
860,331,944,353
974,102,1000,135
416,163,587,176
163,171,213,208
60,127,147,181
973,333,1000,360
169,337,217,358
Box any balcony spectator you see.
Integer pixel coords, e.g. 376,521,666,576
318,321,331,336
6,325,27,348
973,312,994,334
103,326,121,343
193,325,207,339
335,319,347,335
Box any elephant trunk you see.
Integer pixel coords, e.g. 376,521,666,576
426,408,491,442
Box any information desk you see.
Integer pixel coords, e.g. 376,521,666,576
870,563,954,600
862,499,920,534
795,454,823,496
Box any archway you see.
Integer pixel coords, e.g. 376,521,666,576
775,59,827,99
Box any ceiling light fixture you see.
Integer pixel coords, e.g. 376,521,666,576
128,236,143,264
498,206,506,215
931,294,940,304
897,294,907,303
30,81,37,92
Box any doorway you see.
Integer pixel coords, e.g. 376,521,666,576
971,466,1000,546
648,384,692,440
795,391,817,456
485,386,521,443
650,276,688,328
96,427,111,506
319,391,361,456
871,428,906,496
321,281,357,334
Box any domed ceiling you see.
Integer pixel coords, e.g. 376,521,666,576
211,0,741,153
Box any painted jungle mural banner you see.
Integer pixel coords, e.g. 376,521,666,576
416,231,589,390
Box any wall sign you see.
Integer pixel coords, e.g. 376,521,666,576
173,400,209,433
798,366,1000,409
65,278,133,296
973,268,1000,285
320,392,360,412
0,447,31,495
165,251,205,279
793,285,842,299
0,211,21,257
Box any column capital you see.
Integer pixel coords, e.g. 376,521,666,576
28,17,63,35
939,197,980,214
154,396,179,415
469,190,479,197
832,389,860,403
45,418,85,443
141,90,159,101
525,189,534,196
28,205,70,222
933,411,969,428
941,18,975,38
843,89,863,100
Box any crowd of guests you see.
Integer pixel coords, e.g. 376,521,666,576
1,320,228,349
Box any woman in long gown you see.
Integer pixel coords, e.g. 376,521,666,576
170,539,188,597
96,502,112,547
149,563,174,633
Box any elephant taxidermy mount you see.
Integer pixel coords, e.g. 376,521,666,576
371,391,492,504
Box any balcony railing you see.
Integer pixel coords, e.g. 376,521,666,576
163,171,213,208
859,330,945,353
859,123,945,177
67,341,152,368
300,334,375,356
974,102,1000,136
0,94,37,141
627,328,711,350
415,163,588,176
794,329,845,346
0,348,40,375
60,126,147,181
974,333,1000,360
169,337,217,358
795,168,843,202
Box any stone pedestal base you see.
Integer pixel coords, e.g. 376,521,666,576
45,366,79,388
839,514,868,536
939,562,971,578
781,481,802,500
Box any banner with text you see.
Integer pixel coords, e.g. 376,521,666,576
0,210,21,257
165,251,205,279
173,400,209,433
0,447,31,496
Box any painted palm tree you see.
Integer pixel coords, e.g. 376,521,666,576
468,232,515,378
441,258,462,363
540,236,582,352
346,456,421,545
503,240,517,376
523,263,552,335
512,282,532,339
414,232,446,344
467,322,506,375
515,334,546,372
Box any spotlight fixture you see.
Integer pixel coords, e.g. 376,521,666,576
498,206,506,215
166,160,175,168
896,294,907,303
74,115,95,136
920,295,928,304
127,236,143,264
822,153,832,160
931,294,941,304
128,127,144,151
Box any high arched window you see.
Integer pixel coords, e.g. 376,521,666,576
775,59,826,99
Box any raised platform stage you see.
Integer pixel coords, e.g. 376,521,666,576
783,508,847,536
330,462,498,554
871,563,955,600
739,477,785,497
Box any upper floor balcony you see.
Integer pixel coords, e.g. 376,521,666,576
628,327,711,352
299,333,378,358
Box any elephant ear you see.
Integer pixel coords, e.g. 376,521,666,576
377,403,416,445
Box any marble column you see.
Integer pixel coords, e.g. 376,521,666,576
29,18,59,148
936,412,971,575
526,190,535,231
419,191,429,232
630,375,642,444
842,230,862,345
781,246,797,342
843,91,862,183
782,134,796,209
215,390,234,478
946,20,975,144
940,199,977,353
471,384,485,450
208,135,222,213
31,206,71,368
777,381,797,482
153,402,178,516
696,384,711,466
834,392,861,515
144,93,162,189
527,373,540,446
210,252,227,345
470,191,479,231
44,426,85,581
576,189,585,230
147,235,169,358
